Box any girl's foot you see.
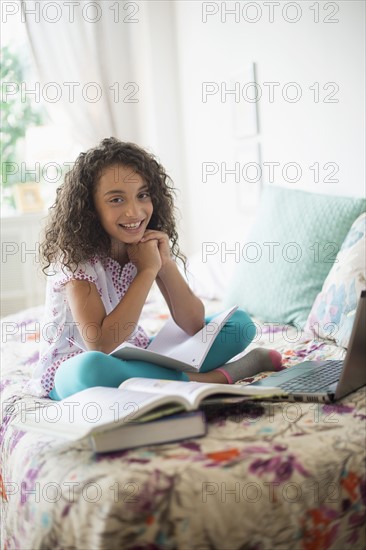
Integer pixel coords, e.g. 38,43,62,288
187,348,283,384
217,348,283,383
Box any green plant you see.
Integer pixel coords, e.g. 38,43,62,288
1,45,45,188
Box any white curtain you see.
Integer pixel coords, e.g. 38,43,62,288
22,0,190,247
22,0,141,150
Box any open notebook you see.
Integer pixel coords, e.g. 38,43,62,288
69,306,238,372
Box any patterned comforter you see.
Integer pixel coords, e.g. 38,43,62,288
1,301,365,550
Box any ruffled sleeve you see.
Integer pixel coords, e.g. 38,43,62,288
52,259,99,291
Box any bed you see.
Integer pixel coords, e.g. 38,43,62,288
1,187,366,549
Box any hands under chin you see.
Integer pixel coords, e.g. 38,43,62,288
139,230,172,267
126,238,162,274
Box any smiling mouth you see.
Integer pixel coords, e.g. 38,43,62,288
119,220,144,230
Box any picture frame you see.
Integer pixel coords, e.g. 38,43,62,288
13,183,44,213
231,62,259,139
233,141,263,212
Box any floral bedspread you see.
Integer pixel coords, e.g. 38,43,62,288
1,301,365,550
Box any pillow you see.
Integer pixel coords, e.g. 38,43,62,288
224,185,366,327
304,213,366,347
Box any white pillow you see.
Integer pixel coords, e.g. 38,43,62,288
304,213,366,348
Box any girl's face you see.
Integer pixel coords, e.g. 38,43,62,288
94,164,153,246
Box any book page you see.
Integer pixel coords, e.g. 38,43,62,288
119,378,288,407
119,378,207,407
14,386,190,439
147,306,238,368
110,345,200,372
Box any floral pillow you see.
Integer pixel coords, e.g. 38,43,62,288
304,212,366,348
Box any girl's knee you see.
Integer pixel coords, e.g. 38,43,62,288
71,351,107,386
229,309,256,345
54,351,108,396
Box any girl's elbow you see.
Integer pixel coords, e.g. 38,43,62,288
186,315,205,336
83,341,107,353
83,339,117,354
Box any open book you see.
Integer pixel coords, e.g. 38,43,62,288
13,378,286,452
70,306,238,372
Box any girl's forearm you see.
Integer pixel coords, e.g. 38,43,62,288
97,268,157,353
156,261,205,335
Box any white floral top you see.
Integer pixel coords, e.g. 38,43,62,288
26,256,150,397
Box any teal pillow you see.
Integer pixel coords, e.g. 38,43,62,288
224,186,366,327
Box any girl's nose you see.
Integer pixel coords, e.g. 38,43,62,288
124,202,139,217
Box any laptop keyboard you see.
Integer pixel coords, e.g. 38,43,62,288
280,360,344,393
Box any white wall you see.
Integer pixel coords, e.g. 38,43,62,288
127,1,190,248
2,1,364,316
170,0,365,255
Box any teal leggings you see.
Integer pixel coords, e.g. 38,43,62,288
49,309,255,400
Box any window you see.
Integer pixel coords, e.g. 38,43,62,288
1,13,70,214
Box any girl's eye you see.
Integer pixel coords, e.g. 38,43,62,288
110,197,123,203
139,192,150,199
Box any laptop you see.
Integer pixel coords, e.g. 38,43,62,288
250,291,366,403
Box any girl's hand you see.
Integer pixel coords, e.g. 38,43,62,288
127,238,162,274
140,230,172,268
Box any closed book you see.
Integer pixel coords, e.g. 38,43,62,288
89,411,206,453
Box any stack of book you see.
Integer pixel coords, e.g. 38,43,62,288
14,377,284,453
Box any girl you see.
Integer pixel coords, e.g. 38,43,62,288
28,138,282,400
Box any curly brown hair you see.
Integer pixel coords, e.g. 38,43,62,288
41,137,186,273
